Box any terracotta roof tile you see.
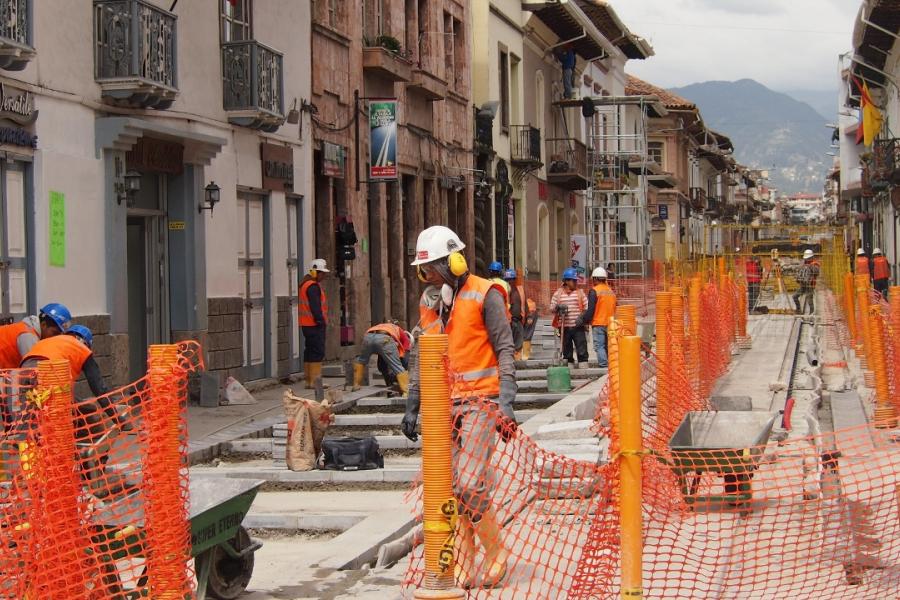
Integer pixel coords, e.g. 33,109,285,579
624,75,695,110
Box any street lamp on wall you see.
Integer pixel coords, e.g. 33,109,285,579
117,170,142,206
199,182,221,214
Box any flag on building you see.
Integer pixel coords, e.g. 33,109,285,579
858,78,883,147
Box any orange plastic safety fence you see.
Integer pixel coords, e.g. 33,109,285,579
0,341,202,599
522,278,664,319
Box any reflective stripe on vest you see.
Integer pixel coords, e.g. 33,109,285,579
873,256,890,280
445,275,506,399
591,283,617,327
855,256,870,276
298,280,328,327
0,322,38,369
23,335,92,380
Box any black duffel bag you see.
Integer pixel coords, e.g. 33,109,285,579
319,436,384,471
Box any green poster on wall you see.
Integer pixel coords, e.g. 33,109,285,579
49,191,65,267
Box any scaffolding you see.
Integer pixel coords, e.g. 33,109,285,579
579,95,663,288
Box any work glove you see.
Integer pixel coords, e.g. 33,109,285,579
496,379,518,442
401,390,420,442
574,316,584,328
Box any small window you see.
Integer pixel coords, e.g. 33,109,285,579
452,18,464,91
499,49,509,132
648,141,664,167
444,12,454,84
221,0,252,43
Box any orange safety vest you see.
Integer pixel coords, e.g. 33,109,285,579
0,322,38,369
298,279,328,327
422,275,507,399
855,256,870,276
367,323,410,357
23,335,93,380
591,283,617,327
745,260,761,283
873,256,890,280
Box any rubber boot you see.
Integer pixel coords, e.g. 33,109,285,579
454,515,477,589
522,340,532,361
395,370,410,397
473,508,509,588
352,362,365,391
306,362,322,389
303,363,311,388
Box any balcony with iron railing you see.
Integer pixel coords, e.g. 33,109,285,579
0,0,34,71
510,125,542,168
222,41,285,132
546,138,587,190
689,186,706,211
873,137,900,184
94,0,178,109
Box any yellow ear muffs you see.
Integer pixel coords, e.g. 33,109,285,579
309,269,318,279
417,266,427,283
448,251,468,277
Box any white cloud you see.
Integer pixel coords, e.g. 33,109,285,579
613,0,860,91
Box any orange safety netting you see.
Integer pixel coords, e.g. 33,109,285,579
522,277,664,320
404,258,900,598
0,341,202,599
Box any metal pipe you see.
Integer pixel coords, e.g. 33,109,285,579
547,31,588,53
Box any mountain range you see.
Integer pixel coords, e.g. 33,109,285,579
669,79,832,195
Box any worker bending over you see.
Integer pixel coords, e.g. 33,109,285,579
0,303,71,369
402,225,516,589
299,258,330,389
576,267,616,369
352,322,412,396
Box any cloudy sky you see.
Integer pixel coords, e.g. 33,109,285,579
612,0,861,92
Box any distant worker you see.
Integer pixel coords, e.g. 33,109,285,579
872,248,890,298
22,325,109,399
487,261,511,296
0,303,71,369
576,267,616,369
521,295,538,362
299,259,330,389
503,269,525,358
557,43,577,99
745,256,762,313
854,248,871,279
402,225,516,589
352,322,412,396
793,249,820,315
550,268,588,368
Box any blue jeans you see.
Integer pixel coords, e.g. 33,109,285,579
356,332,406,376
592,326,608,368
563,68,575,99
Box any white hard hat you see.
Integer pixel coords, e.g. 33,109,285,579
857,248,866,256
410,225,466,265
309,258,330,272
873,247,882,255
591,267,608,279
802,249,814,260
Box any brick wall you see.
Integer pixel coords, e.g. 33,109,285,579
206,297,244,384
70,314,128,396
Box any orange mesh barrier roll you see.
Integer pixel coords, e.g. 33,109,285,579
0,341,202,599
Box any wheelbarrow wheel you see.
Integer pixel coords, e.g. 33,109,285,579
207,526,254,600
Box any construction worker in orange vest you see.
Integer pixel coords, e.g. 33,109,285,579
352,322,412,395
402,225,515,589
503,269,525,358
872,248,891,297
298,258,330,389
576,267,616,369
855,247,871,279
0,303,71,370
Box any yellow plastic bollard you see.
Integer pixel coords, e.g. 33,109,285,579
688,276,702,395
615,305,637,337
843,272,857,346
868,306,898,428
655,292,672,433
415,334,465,599
855,275,873,374
618,335,644,600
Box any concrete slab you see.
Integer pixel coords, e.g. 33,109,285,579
315,509,416,570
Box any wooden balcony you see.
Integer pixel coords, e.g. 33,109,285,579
0,0,34,71
94,0,178,109
223,40,285,132
546,138,587,190
362,46,412,82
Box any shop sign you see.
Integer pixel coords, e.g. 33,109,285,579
0,83,37,126
261,142,294,191
322,141,345,178
368,99,398,180
659,204,669,220
126,137,184,174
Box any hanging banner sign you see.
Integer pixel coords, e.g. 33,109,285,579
322,141,345,178
368,99,398,180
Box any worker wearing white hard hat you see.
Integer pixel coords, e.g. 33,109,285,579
299,258,330,388
872,248,891,297
793,249,819,315
576,267,616,369
854,247,871,278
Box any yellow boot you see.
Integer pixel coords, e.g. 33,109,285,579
522,340,532,361
395,371,410,397
306,362,322,389
454,515,477,589
473,508,509,588
352,362,366,391
303,362,311,388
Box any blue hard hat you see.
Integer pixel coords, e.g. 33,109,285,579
488,261,503,273
503,269,517,281
66,324,93,349
39,303,72,331
562,268,578,281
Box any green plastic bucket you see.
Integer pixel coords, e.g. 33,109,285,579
546,365,572,393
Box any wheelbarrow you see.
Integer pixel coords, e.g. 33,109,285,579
668,411,780,513
92,477,264,599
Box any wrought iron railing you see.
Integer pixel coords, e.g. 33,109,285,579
94,0,177,89
510,125,541,165
873,138,899,181
546,138,586,178
0,0,31,48
222,40,284,118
